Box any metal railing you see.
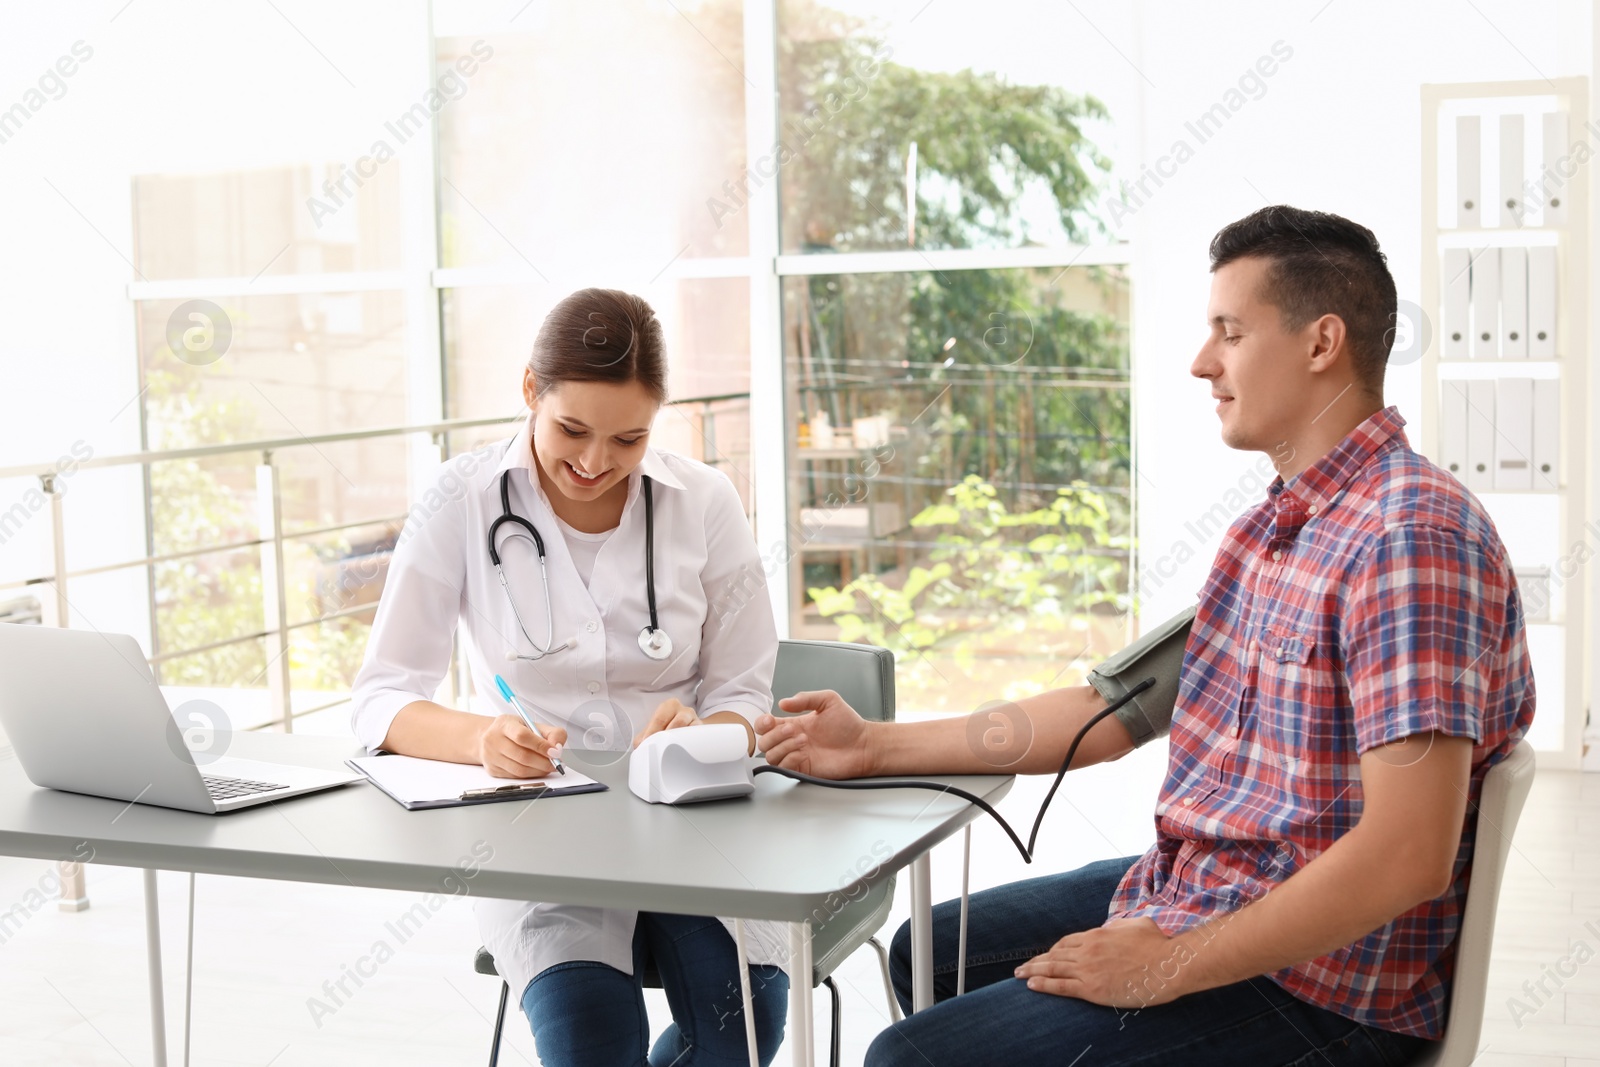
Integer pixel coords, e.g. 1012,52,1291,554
0,394,751,732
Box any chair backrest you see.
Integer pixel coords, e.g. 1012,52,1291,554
1410,738,1536,1067
771,639,895,723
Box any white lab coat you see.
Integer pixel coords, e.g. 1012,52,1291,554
351,414,788,1002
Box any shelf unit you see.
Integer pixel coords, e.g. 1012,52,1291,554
1420,78,1591,769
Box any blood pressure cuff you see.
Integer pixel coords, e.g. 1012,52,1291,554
1085,604,1196,748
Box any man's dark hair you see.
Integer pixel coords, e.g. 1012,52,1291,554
1209,206,1398,396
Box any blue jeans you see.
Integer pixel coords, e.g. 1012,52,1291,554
522,911,789,1067
869,855,1433,1067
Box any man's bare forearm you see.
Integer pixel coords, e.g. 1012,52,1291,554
869,684,1134,776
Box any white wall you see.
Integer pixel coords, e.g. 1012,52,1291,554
1122,1,1592,609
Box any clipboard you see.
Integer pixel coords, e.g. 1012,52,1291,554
347,753,608,811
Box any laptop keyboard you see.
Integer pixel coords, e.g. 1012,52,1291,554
202,774,287,801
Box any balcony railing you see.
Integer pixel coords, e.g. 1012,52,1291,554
0,394,751,732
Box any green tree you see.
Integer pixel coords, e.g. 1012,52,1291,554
781,2,1133,699
809,476,1126,705
146,369,373,708
146,368,268,687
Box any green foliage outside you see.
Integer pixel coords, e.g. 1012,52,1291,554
808,476,1128,704
781,4,1134,701
146,368,372,715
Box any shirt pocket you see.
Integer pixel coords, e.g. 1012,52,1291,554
1256,624,1317,758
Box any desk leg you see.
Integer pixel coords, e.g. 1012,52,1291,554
733,919,760,1067
789,921,814,1067
956,824,971,996
910,851,933,1013
142,869,169,1067
183,872,196,1067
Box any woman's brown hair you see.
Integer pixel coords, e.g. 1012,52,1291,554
527,288,667,403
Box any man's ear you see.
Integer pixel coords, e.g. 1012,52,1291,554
1306,313,1347,377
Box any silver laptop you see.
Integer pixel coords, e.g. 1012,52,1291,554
0,624,363,813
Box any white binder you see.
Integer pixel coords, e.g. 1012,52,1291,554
1470,248,1499,358
1457,115,1482,228
1528,245,1557,357
1516,566,1553,623
1541,111,1568,227
1464,379,1495,492
1532,377,1560,490
1500,246,1528,358
1443,248,1471,360
1438,379,1469,482
1493,378,1533,491
1500,114,1526,227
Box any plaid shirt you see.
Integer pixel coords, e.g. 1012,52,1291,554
1107,406,1534,1039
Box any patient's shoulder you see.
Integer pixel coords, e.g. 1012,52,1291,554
1346,447,1503,553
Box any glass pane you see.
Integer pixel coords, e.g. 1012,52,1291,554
153,546,266,685
283,520,400,630
147,446,265,687
442,279,753,505
435,2,749,269
136,292,409,447
289,616,374,713
777,0,1134,253
274,437,412,537
115,2,424,280
133,164,402,280
784,265,1132,711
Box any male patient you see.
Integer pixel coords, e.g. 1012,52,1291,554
756,205,1534,1066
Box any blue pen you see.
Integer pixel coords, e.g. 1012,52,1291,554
493,674,565,776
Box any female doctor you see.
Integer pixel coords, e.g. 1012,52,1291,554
351,288,789,1067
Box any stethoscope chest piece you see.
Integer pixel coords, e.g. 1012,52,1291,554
639,626,672,661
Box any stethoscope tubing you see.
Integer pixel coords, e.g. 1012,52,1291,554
489,462,671,661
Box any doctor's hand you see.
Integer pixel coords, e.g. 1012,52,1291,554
755,690,875,779
477,715,567,778
633,698,701,748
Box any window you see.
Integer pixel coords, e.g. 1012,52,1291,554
30,0,1133,727
784,266,1131,709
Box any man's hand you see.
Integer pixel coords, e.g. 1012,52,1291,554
633,698,700,747
477,714,567,778
755,690,877,779
1012,917,1184,1007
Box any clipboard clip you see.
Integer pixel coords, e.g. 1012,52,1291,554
460,782,550,800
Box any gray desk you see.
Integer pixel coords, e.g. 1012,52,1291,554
0,731,1012,1067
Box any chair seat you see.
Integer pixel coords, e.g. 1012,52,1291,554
472,876,893,991
811,875,896,984
474,946,666,988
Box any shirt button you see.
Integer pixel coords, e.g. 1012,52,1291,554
1230,725,1240,738
586,620,598,633
1307,504,1318,515
1182,796,1194,806
1272,550,1283,562
587,681,601,694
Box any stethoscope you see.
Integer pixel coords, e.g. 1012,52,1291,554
487,464,673,662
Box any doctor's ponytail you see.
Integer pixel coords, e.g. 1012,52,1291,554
528,288,668,403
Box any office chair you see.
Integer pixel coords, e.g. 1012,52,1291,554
1408,738,1536,1067
474,639,901,1067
